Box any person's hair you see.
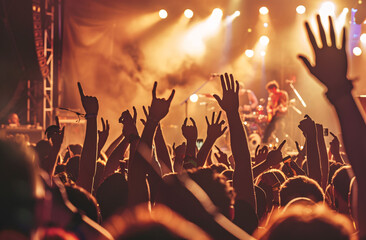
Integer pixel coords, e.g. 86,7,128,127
332,165,353,202
187,168,233,218
220,169,234,181
96,172,128,222
255,185,267,220
256,169,287,207
266,80,279,90
64,184,101,223
279,176,324,207
255,204,355,240
103,204,211,240
0,138,39,236
209,163,228,174
329,161,344,184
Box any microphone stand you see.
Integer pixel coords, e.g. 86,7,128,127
180,75,218,118
287,81,307,108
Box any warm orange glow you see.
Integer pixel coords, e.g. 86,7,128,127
353,47,362,56
259,7,269,15
184,9,194,19
296,5,306,14
245,49,254,58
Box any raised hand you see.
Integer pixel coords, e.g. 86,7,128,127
329,132,343,163
139,105,150,125
182,117,198,141
214,145,230,167
205,111,227,140
78,82,98,115
149,81,175,122
51,126,65,148
213,73,239,114
253,145,269,165
298,115,316,137
298,15,350,91
266,140,286,167
97,117,110,150
120,107,138,138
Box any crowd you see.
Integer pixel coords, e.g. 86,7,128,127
1,16,365,240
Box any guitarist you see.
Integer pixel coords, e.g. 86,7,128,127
262,80,288,144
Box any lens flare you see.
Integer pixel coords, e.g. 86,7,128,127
159,9,168,19
259,7,269,15
184,9,194,19
296,5,306,14
245,49,254,58
259,35,270,45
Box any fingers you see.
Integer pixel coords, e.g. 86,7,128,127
143,105,148,118
133,106,137,123
106,119,110,131
152,81,157,99
255,145,260,156
221,126,228,134
190,117,196,127
220,74,227,93
101,117,105,130
205,116,210,126
295,141,300,151
183,117,188,126
211,111,215,124
214,145,222,153
55,116,60,128
328,16,336,47
316,15,327,47
304,114,311,120
341,27,346,50
216,111,222,124
235,80,239,93
298,55,314,73
330,131,337,138
305,22,319,51
278,140,286,151
173,142,176,151
214,153,219,161
77,82,85,98
262,145,269,154
229,73,234,91
213,94,222,107
140,119,146,125
167,89,175,104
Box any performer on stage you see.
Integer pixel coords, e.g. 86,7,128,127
262,80,288,144
238,82,258,114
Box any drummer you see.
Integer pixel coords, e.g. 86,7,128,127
238,82,258,114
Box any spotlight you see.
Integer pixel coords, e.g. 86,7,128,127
245,49,254,58
361,33,366,43
248,28,252,32
159,9,168,19
319,2,335,16
296,5,306,14
264,22,268,28
353,47,362,56
184,9,194,19
234,10,241,17
260,51,266,56
212,8,223,18
259,35,270,45
343,8,349,13
259,6,269,15
190,94,198,103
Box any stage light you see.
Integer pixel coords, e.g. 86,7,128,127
190,94,198,103
319,2,335,16
245,49,254,58
264,23,268,28
184,9,194,19
234,10,240,17
260,51,266,56
361,33,366,43
159,9,168,19
343,8,349,13
248,28,252,32
212,8,223,18
259,7,269,15
353,47,362,56
259,35,270,45
296,5,306,14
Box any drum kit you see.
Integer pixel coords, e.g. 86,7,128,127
241,105,268,150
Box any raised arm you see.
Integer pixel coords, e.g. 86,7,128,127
97,117,109,159
316,123,329,190
197,111,227,167
128,82,175,206
329,132,344,164
46,120,65,176
298,115,322,185
299,15,366,237
213,73,255,209
76,82,99,193
181,117,198,168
